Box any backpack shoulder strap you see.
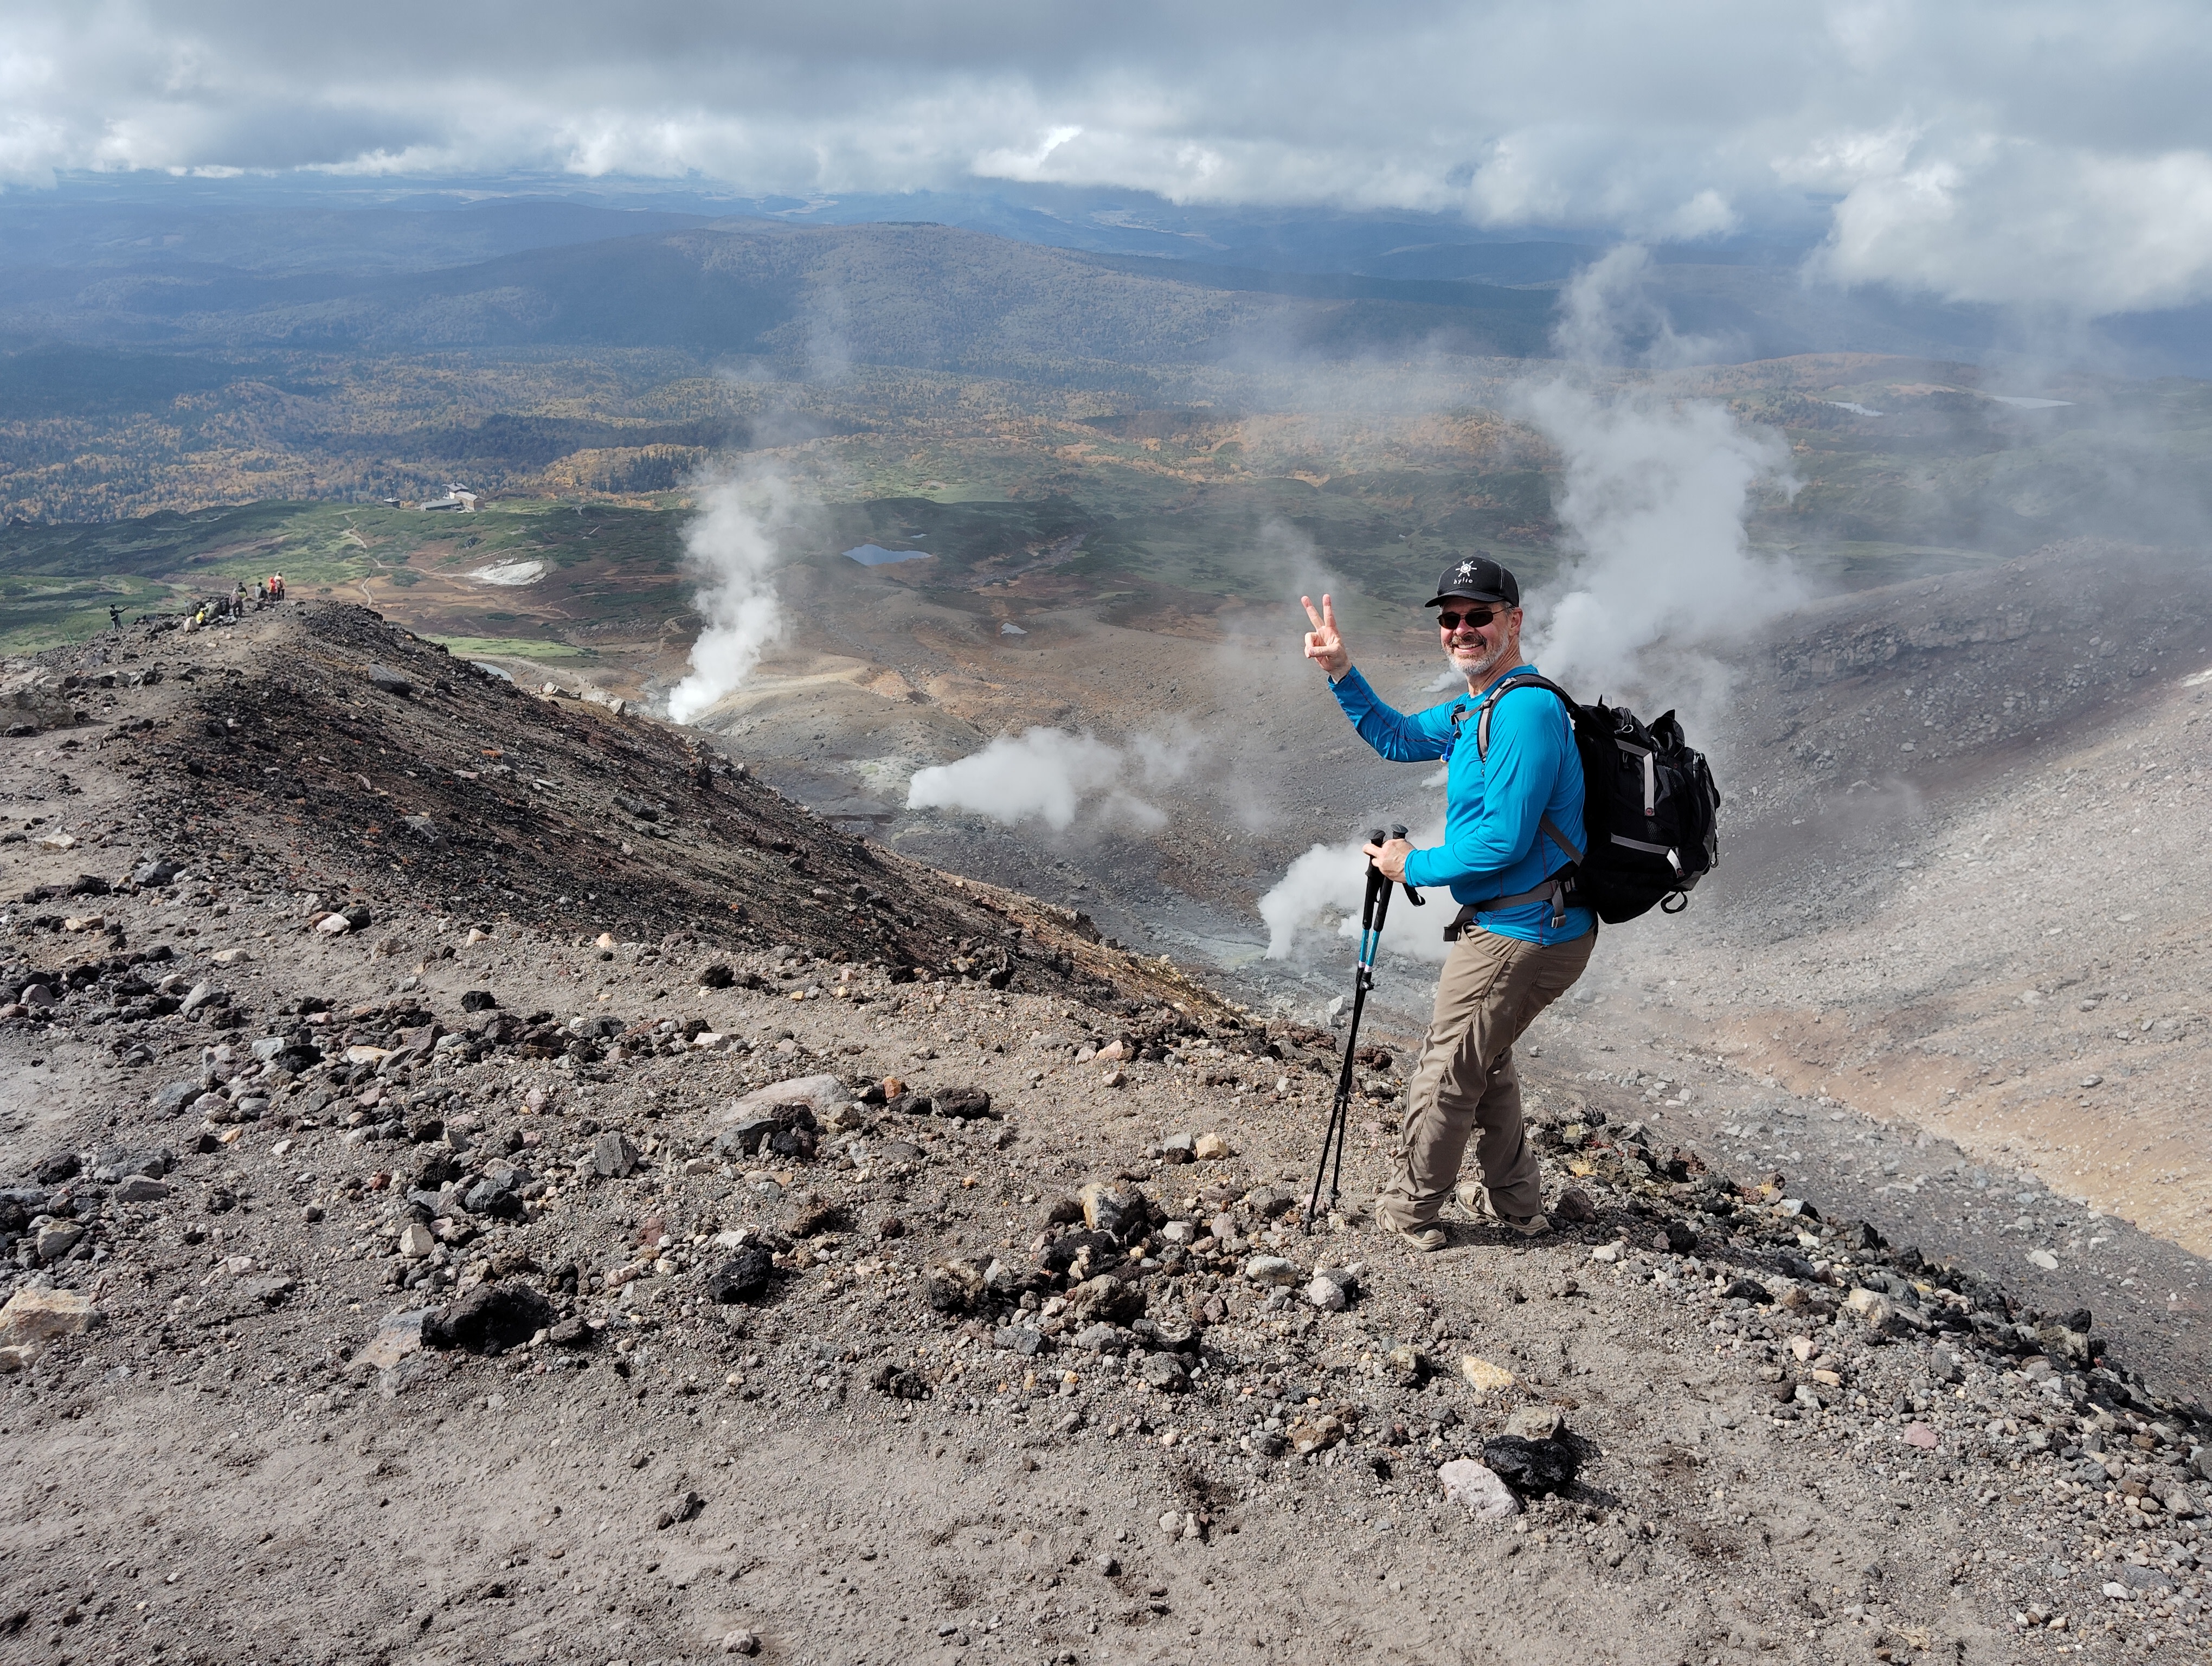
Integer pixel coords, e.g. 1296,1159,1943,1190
1473,674,1577,760
1474,676,1584,864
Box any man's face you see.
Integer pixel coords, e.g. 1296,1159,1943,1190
1436,599,1520,682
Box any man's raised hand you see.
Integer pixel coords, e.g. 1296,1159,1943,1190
1301,594,1350,679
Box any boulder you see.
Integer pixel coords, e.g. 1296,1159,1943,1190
716,1074,852,1126
1077,1180,1148,1240
924,1258,987,1315
704,1246,775,1304
0,1287,101,1365
420,1281,555,1353
930,1085,994,1120
1066,1273,1145,1325
1482,1434,1580,1496
591,1131,641,1178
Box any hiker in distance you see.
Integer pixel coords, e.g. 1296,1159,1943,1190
1301,555,1593,1252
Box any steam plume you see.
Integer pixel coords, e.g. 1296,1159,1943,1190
1258,825,1449,964
906,727,1195,831
665,464,807,725
1517,379,1799,705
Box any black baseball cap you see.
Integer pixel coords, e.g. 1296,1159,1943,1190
1425,553,1520,608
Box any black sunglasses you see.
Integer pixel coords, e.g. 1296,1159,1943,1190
1435,605,1509,631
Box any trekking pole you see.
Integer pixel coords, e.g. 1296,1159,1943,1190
1306,824,1420,1231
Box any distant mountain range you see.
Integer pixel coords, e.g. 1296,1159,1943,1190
5,184,2208,376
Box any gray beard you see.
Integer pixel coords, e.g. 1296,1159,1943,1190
1450,635,1513,688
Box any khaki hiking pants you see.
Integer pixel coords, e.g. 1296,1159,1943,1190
1375,925,1595,1230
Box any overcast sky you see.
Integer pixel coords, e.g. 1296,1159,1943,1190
5,1,2211,315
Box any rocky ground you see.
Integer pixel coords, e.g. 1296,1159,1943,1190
2,602,2211,1666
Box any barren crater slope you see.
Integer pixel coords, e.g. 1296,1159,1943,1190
0,603,2209,1665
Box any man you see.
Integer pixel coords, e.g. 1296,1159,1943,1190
1300,554,1594,1251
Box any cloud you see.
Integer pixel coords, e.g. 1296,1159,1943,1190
1811,142,2212,313
664,462,807,725
906,726,1194,831
7,4,2212,317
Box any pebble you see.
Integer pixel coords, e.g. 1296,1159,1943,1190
1503,1405,1565,1440
1437,1458,1520,1520
1459,1355,1515,1394
591,1131,641,1178
1137,1353,1188,1393
1552,1186,1597,1223
655,1490,703,1530
1077,1181,1144,1236
1841,1287,1901,1334
1304,1268,1355,1310
722,1631,761,1656
1244,1255,1300,1286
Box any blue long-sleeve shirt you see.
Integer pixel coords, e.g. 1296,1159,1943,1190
1330,662,1595,945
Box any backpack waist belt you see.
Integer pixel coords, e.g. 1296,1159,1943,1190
1443,873,1576,938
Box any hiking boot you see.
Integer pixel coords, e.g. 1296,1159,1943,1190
1384,1221,1448,1253
1457,1182,1551,1237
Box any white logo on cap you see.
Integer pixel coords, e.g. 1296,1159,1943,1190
1455,561,1477,581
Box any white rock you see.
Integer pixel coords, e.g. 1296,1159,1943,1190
1438,1458,1520,1520
397,1223,435,1258
0,1286,100,1354
1304,1275,1347,1311
1244,1255,1301,1286
2025,1248,2059,1271
1590,1243,1623,1264
315,913,351,935
714,1074,853,1128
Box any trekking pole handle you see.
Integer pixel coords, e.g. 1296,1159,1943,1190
1386,824,1425,907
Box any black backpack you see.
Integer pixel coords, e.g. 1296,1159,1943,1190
1469,675,1721,924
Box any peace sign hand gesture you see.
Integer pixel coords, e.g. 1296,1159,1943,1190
1301,593,1351,679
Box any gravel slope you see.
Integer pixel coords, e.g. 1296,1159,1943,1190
2,602,2209,1666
